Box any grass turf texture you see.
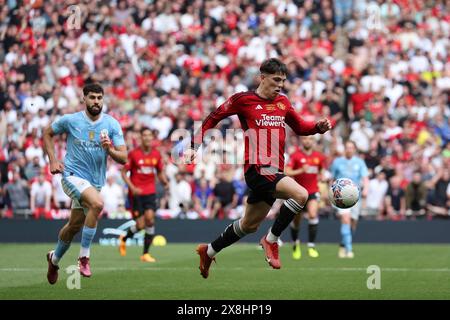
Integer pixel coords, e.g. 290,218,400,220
0,243,449,299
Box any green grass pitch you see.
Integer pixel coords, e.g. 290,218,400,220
0,243,449,299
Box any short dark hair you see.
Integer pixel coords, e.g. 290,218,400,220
83,83,104,96
345,140,357,148
260,58,288,75
140,126,152,135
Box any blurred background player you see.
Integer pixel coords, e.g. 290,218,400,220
330,141,369,258
119,127,169,262
270,136,327,260
43,83,127,284
191,58,332,278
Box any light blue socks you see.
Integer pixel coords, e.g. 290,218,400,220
80,226,97,257
52,239,71,265
340,223,352,252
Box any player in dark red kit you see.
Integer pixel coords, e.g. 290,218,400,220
119,127,169,262
270,136,327,260
190,58,332,278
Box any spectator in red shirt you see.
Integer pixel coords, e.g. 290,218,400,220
349,83,374,120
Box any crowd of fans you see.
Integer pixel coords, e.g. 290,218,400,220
0,0,449,220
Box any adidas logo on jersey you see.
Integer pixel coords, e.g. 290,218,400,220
256,105,263,110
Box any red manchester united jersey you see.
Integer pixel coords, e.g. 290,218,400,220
194,91,319,174
124,148,163,195
288,149,326,194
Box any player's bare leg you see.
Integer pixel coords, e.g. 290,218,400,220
197,201,271,279
47,209,85,285
267,198,284,219
351,218,358,232
241,201,273,234
59,209,86,243
261,177,308,269
306,199,319,258
77,187,104,277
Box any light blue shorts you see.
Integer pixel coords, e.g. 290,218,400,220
336,199,362,221
61,175,100,214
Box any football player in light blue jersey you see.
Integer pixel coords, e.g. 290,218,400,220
330,141,369,259
43,83,127,284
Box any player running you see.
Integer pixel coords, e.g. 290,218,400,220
330,141,369,258
189,58,332,278
269,136,327,259
43,83,127,284
118,127,169,262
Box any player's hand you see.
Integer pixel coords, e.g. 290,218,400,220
49,161,64,174
100,134,112,151
163,183,170,194
316,118,332,133
302,164,310,173
131,186,142,195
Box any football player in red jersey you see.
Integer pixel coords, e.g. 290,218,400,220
192,58,332,278
119,127,169,262
270,136,327,260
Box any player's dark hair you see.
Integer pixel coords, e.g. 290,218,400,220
83,83,104,96
260,58,288,75
140,127,152,135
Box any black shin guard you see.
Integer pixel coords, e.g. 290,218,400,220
123,229,134,241
143,233,154,254
271,199,303,237
308,223,318,244
211,220,246,253
290,226,299,242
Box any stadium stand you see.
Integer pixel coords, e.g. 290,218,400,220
0,0,448,220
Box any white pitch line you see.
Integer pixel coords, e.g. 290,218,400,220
0,267,449,272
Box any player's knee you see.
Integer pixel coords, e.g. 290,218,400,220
89,199,104,213
242,225,258,234
292,188,308,206
341,213,351,224
136,218,145,230
240,220,259,234
308,211,318,220
144,217,154,227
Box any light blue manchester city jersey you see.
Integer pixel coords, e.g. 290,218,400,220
330,156,369,186
52,111,125,188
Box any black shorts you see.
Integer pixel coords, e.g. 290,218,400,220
132,194,157,217
307,192,320,202
245,165,286,206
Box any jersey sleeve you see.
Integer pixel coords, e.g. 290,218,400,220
192,93,241,149
111,119,125,147
360,159,369,177
285,103,319,136
51,114,70,135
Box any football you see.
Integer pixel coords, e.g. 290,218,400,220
329,178,360,209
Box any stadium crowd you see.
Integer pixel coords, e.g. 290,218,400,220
0,0,449,221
